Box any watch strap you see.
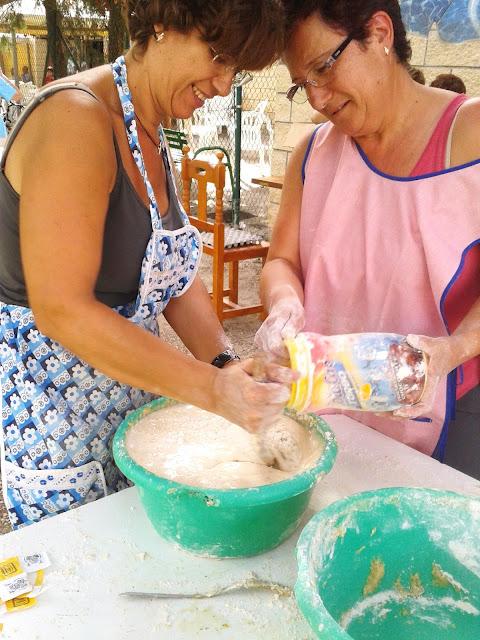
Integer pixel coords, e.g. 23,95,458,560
211,349,240,368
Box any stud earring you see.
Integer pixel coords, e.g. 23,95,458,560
154,31,165,43
384,46,390,55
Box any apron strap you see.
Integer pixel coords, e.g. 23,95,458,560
111,55,162,229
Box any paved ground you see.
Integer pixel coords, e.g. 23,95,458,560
0,246,266,534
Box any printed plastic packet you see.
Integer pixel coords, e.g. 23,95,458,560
0,553,50,602
286,332,427,413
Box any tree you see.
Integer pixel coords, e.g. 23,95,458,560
0,4,26,81
44,0,67,80
85,0,127,62
0,0,127,80
106,0,126,61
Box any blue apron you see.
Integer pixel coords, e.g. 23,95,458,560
0,56,202,529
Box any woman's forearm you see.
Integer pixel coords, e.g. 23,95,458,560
163,276,232,362
34,297,218,411
260,257,304,312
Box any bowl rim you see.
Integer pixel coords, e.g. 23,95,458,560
112,397,337,507
295,486,480,638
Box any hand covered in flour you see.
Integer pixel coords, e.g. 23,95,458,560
212,358,297,433
254,296,305,359
393,334,465,419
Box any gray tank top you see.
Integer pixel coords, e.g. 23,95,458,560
0,82,184,308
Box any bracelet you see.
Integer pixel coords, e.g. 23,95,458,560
211,348,240,368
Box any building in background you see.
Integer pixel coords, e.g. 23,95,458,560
0,0,116,87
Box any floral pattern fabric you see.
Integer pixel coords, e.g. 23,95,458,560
111,56,202,325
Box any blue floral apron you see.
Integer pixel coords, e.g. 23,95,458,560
0,56,202,529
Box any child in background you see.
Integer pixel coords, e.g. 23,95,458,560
43,65,54,85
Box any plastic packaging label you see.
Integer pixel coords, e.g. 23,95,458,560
0,553,49,603
286,332,427,413
4,595,36,613
19,553,50,572
0,558,30,602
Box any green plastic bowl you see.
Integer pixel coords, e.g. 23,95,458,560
113,398,337,558
295,487,480,639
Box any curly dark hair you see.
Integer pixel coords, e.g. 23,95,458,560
125,0,285,71
282,0,411,64
430,73,466,94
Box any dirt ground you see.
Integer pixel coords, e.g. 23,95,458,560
0,249,265,535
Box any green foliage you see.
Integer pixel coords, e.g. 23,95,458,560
0,3,26,31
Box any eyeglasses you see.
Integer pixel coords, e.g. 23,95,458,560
209,47,250,87
287,35,353,103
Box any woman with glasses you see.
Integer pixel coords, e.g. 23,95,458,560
0,0,294,529
255,0,480,478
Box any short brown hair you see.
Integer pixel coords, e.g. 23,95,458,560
282,0,412,64
125,0,284,71
430,73,466,94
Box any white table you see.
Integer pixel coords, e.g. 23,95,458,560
2,415,480,640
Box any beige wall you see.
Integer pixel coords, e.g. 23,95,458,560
267,30,480,224
410,29,480,94
268,62,319,223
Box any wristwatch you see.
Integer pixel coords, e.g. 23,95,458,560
211,348,240,368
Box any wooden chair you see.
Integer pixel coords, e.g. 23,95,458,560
181,145,269,324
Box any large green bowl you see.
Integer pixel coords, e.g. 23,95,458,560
295,487,480,639
113,398,337,558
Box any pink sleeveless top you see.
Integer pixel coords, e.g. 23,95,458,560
411,94,467,177
412,94,480,399
301,98,480,455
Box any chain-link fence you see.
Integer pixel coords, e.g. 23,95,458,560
178,64,277,226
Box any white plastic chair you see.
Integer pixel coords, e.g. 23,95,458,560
228,100,273,169
190,110,219,148
18,81,37,105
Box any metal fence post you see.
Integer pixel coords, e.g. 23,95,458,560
232,84,242,228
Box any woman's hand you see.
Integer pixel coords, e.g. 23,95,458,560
254,297,305,359
393,334,464,419
211,358,297,433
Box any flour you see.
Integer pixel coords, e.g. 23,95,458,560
448,540,480,578
340,590,480,630
125,405,323,489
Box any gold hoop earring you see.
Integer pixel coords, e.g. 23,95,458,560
155,31,165,43
384,46,390,56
